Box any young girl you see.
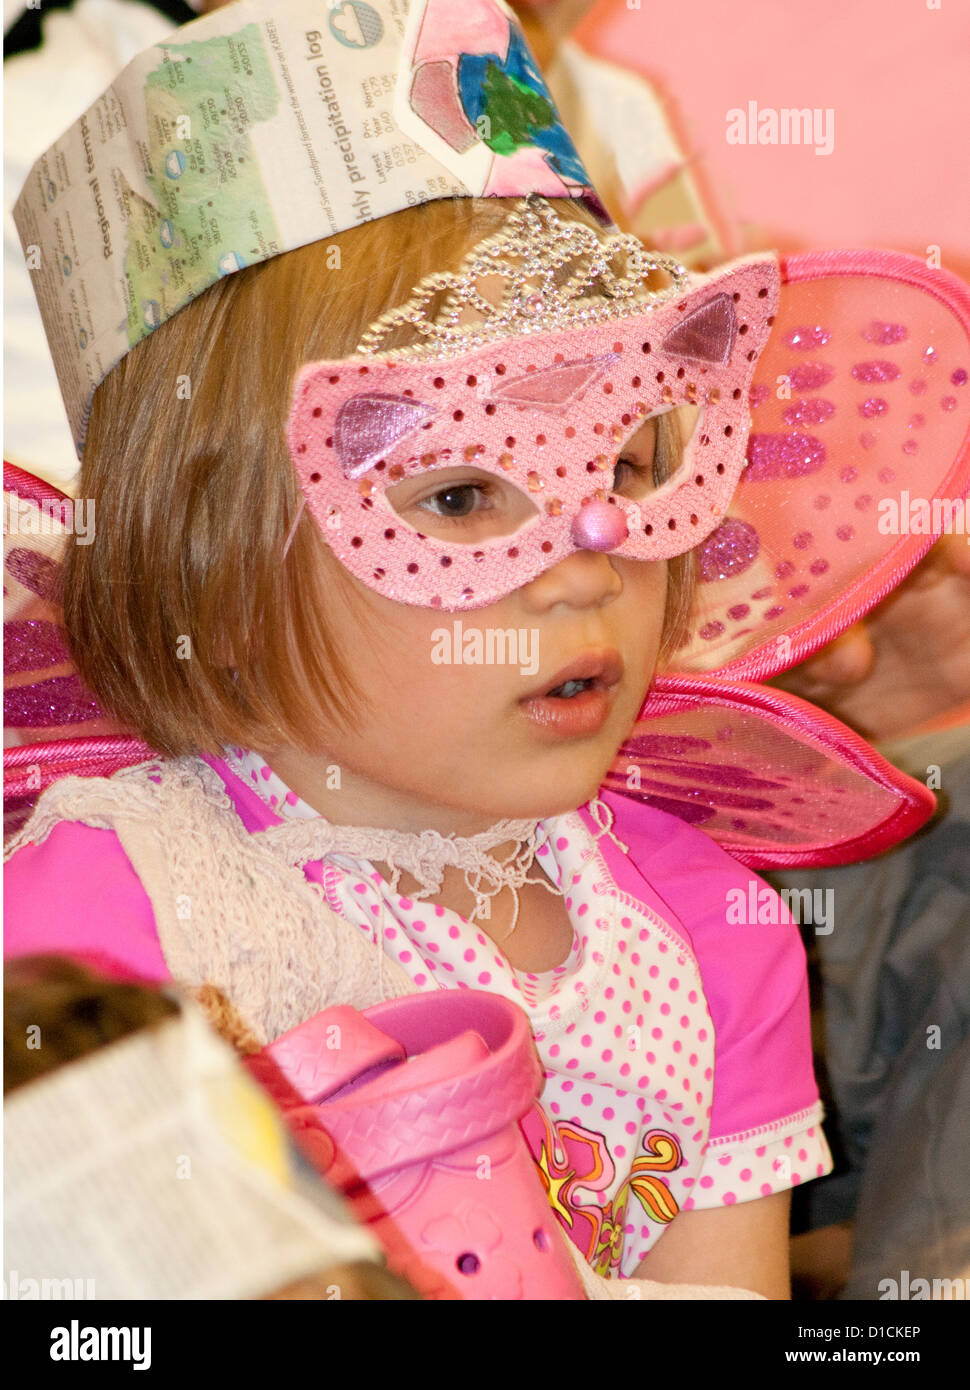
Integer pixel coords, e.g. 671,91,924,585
3,188,822,1298
7,0,966,1301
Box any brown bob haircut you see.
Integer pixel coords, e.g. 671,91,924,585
64,197,695,759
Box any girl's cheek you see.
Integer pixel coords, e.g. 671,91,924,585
620,557,668,630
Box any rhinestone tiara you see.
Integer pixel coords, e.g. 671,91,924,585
355,194,690,361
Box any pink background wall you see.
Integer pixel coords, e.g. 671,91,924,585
577,0,970,275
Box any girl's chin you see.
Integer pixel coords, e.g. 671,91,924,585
479,752,623,823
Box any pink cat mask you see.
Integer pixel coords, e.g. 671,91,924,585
285,199,779,610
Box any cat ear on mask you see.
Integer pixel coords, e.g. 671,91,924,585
330,394,437,480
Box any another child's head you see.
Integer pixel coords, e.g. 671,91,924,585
4,955,418,1299
65,197,694,822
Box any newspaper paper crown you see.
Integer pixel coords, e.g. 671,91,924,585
12,0,601,458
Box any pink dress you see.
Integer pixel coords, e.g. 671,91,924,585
3,748,832,1277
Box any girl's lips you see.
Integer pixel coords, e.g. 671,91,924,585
521,650,624,702
519,685,616,738
518,650,624,739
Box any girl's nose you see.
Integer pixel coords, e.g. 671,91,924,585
519,542,624,614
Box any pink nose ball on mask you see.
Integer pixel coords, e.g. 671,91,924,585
570,498,629,552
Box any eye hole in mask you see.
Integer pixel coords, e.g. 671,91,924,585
382,403,702,547
385,464,540,544
609,403,702,503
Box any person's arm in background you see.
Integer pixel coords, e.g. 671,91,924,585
775,534,970,741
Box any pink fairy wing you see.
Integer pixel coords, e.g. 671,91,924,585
608,675,935,870
607,252,969,868
671,250,970,682
4,462,154,837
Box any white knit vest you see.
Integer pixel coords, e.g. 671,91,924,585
3,756,416,1045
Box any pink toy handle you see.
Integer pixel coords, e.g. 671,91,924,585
247,990,588,1299
249,1003,407,1106
258,991,543,1181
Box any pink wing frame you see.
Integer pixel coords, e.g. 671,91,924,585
3,462,155,837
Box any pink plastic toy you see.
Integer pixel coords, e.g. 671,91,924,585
244,988,587,1300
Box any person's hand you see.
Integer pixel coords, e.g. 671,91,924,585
773,534,970,742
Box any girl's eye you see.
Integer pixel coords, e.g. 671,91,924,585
612,456,649,493
387,469,536,543
420,482,493,520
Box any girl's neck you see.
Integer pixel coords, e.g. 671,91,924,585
250,743,553,934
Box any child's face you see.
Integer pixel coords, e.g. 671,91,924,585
307,419,669,824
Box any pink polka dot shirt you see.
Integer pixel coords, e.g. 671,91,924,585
220,746,833,1279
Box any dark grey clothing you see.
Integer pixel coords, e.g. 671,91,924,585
769,729,970,1300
